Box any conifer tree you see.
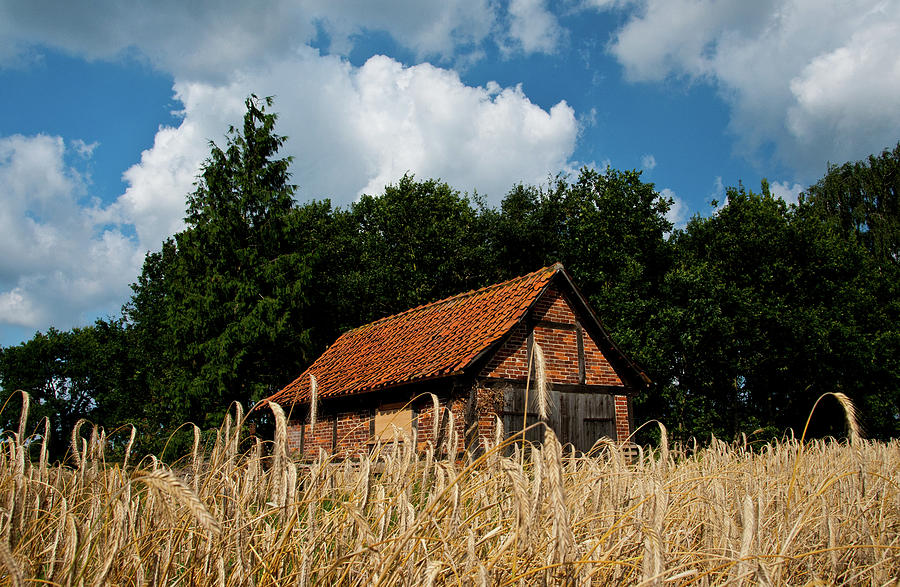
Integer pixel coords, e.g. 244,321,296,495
130,96,313,429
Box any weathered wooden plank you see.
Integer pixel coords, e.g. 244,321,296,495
501,386,616,452
481,377,632,395
576,321,586,384
559,391,615,451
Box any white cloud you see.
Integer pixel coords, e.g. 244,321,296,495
0,7,581,340
710,176,725,204
0,1,310,79
0,0,501,76
113,84,249,251
604,0,900,179
71,139,98,158
768,180,803,205
786,20,900,166
309,0,498,62
504,0,564,55
0,134,141,332
641,153,657,170
659,187,688,229
113,50,578,243
581,0,636,8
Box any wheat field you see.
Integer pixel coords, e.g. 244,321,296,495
0,391,897,586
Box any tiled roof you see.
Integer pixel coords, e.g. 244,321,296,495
265,264,563,406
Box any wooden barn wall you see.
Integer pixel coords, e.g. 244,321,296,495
501,387,616,452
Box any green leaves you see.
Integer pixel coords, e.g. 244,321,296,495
649,182,900,440
805,143,900,270
127,96,313,431
0,320,142,457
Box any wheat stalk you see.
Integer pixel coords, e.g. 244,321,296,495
0,540,23,587
533,342,550,421
16,390,29,443
309,373,319,433
134,469,221,537
0,394,895,585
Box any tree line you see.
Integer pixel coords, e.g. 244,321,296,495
2,96,898,456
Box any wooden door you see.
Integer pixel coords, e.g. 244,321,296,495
501,387,615,452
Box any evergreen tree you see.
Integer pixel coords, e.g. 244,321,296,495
129,96,314,430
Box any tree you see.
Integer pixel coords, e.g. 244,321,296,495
324,175,497,330
804,143,900,270
128,95,314,430
0,321,143,458
652,183,900,440
494,167,674,378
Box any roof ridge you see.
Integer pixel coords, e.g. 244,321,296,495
345,263,561,334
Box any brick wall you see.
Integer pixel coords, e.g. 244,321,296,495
531,285,574,324
283,283,633,457
614,395,631,441
286,420,302,453
584,335,622,386
286,396,468,459
287,411,339,458
480,324,529,379
481,285,622,388
335,409,371,458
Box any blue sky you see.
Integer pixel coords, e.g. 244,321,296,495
1,0,899,347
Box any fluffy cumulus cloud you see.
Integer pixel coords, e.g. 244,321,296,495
0,17,578,336
606,0,900,179
0,0,547,77
348,57,576,198
0,135,141,333
504,0,564,55
659,187,688,229
769,180,804,205
306,0,498,61
115,50,578,252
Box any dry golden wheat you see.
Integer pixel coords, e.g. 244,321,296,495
0,390,896,585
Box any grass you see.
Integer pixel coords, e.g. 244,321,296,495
0,390,898,585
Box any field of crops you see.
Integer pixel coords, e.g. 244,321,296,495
0,392,897,585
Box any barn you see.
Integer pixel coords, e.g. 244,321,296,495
262,263,650,458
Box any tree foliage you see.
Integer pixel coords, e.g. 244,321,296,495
646,183,900,439
0,320,142,456
804,144,900,269
127,95,315,432
2,98,898,447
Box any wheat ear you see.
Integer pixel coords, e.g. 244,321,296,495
134,469,221,537
309,374,319,432
533,342,550,421
0,540,23,587
123,425,136,471
831,392,861,444
430,393,440,442
70,419,86,469
16,390,29,442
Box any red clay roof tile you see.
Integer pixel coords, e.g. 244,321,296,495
264,264,562,406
